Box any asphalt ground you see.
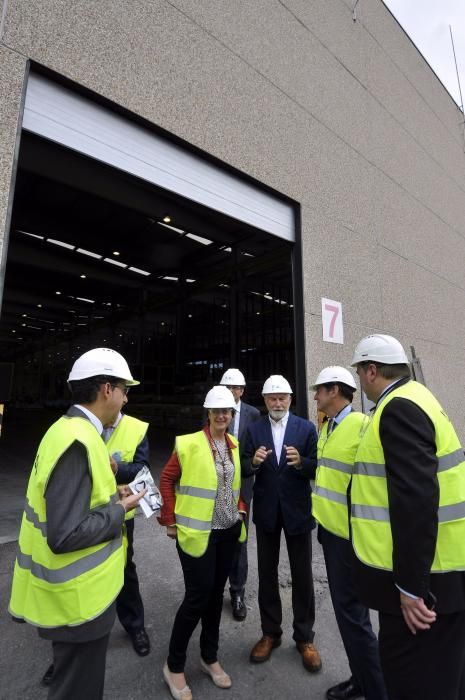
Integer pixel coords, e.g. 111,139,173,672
0,510,376,700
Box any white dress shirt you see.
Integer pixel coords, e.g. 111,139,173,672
269,411,289,462
233,401,241,439
74,404,103,435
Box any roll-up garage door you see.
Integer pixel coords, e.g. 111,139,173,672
22,73,295,242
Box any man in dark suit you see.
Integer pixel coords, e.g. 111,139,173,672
9,348,145,699
351,334,465,700
219,368,261,621
242,375,321,672
105,413,151,656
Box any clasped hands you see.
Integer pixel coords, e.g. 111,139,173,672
252,445,301,468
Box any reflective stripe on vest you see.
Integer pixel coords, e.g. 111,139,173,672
16,535,123,584
106,414,149,521
9,415,125,627
351,381,465,572
354,448,465,478
174,431,246,557
313,412,368,539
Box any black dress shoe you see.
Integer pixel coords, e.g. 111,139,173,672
130,628,151,656
231,595,247,621
42,664,54,686
326,677,363,700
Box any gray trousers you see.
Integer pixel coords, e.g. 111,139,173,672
48,633,110,700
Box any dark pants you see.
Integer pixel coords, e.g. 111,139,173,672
229,512,249,598
256,518,315,643
168,521,241,673
319,526,387,700
379,609,465,700
48,634,110,700
116,518,145,634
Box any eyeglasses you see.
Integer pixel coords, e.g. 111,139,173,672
110,383,130,396
226,385,242,391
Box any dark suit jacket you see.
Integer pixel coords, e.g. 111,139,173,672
351,378,465,615
228,401,261,504
242,412,317,535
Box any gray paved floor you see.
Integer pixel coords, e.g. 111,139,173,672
0,515,369,699
0,408,374,698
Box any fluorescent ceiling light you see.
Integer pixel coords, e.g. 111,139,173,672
18,230,44,240
163,276,178,281
76,297,95,304
242,251,254,257
185,233,212,245
158,222,184,234
128,266,151,276
76,248,102,259
47,238,75,250
186,279,196,283
104,257,128,268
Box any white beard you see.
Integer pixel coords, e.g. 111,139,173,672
269,409,286,421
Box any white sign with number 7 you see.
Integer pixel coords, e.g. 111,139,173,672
321,298,344,344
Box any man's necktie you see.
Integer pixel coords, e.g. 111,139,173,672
102,427,113,443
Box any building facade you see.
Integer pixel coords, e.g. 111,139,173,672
1,0,465,430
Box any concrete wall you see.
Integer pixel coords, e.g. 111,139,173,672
1,1,465,429
0,43,26,305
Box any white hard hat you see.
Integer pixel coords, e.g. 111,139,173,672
68,348,140,385
219,368,246,386
203,385,236,409
311,366,357,390
351,334,409,366
262,375,293,395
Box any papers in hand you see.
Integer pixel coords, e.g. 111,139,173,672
129,466,163,519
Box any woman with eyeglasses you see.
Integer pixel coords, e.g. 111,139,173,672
158,385,247,700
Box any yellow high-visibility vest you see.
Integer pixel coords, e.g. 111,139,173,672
174,431,246,557
106,415,149,521
313,411,367,539
9,415,125,627
351,381,465,572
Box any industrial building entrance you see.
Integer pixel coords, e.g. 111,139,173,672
0,73,303,541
